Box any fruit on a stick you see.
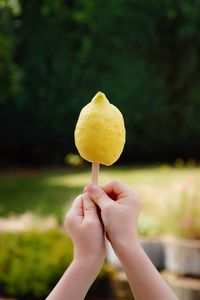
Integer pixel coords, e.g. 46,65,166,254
74,91,126,183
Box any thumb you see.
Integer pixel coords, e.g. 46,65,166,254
83,192,97,217
87,184,113,209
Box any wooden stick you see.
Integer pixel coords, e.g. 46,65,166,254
91,162,100,185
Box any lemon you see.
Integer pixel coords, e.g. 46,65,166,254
74,91,126,166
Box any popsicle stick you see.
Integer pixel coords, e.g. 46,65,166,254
91,162,100,185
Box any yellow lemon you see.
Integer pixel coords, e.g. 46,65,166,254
74,91,126,166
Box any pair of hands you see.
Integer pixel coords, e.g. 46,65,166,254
65,181,140,270
49,181,178,300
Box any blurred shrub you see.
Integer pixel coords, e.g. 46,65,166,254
0,0,200,165
0,229,109,299
187,158,196,168
0,229,72,299
175,158,185,168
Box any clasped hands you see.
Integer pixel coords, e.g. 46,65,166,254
48,180,178,300
65,181,140,273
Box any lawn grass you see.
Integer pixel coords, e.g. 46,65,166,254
0,165,199,223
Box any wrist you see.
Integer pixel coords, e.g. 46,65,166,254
111,236,141,259
73,255,104,273
109,230,139,251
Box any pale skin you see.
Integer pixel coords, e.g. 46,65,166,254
46,193,105,300
46,181,178,300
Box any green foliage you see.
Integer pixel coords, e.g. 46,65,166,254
0,229,73,299
0,0,200,165
0,2,21,103
0,229,110,299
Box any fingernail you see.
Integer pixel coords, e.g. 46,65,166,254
84,186,88,193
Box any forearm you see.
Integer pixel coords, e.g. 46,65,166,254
46,259,100,300
113,240,178,300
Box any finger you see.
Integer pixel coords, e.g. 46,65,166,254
83,192,105,231
83,193,98,220
83,192,96,210
101,180,134,199
87,184,113,209
64,195,84,229
69,195,84,217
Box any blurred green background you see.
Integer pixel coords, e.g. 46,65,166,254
0,0,200,299
1,0,200,166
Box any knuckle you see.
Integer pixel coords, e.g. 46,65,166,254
94,188,105,204
64,213,74,229
97,188,105,198
111,180,121,186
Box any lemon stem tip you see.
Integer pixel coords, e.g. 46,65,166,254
92,91,109,104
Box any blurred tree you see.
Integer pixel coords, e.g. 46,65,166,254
0,0,200,165
0,1,21,103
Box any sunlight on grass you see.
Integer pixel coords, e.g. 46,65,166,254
0,166,199,223
45,166,199,218
46,172,91,187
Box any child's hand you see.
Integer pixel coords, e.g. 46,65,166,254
86,181,141,249
49,183,177,300
65,192,105,268
47,193,106,300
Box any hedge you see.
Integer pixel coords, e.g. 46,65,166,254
0,229,109,299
